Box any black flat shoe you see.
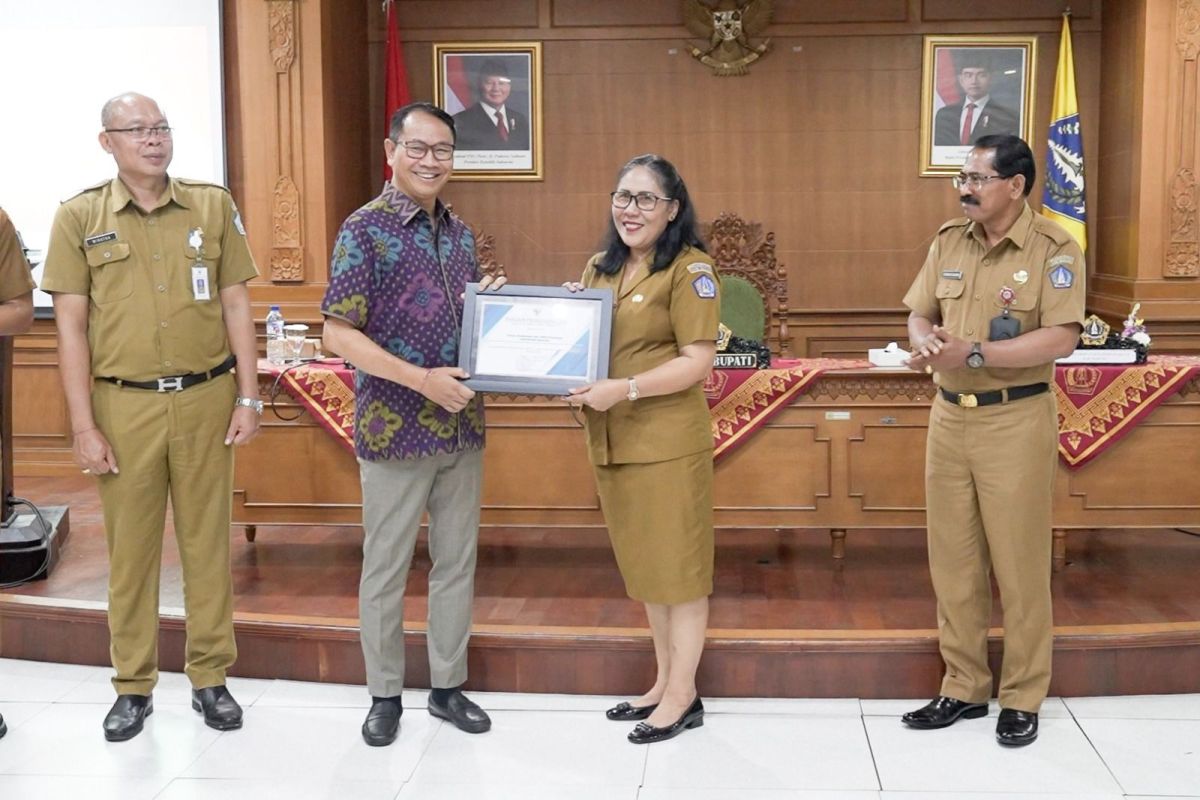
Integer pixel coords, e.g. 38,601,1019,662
192,685,244,731
362,697,402,747
996,708,1038,746
606,701,657,721
103,694,153,742
627,696,704,744
428,689,491,734
901,696,989,730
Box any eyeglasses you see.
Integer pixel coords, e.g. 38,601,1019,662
611,190,673,212
396,139,455,161
105,125,173,141
952,172,1009,190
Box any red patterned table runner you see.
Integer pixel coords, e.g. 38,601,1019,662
1054,355,1200,468
260,356,1200,468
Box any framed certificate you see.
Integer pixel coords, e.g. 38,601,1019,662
458,283,613,395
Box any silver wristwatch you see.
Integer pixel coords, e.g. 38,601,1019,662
626,377,639,402
235,396,264,415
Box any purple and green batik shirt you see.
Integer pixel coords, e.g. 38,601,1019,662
320,183,485,462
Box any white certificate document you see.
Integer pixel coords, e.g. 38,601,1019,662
473,296,599,382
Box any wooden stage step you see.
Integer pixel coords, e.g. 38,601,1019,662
2,477,1199,698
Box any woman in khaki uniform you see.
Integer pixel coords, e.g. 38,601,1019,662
566,154,720,744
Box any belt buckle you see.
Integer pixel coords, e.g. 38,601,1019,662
156,376,184,392
957,393,978,408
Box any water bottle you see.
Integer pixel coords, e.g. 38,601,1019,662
265,305,287,365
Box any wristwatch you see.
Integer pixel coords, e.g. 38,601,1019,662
966,342,985,369
235,396,264,415
626,377,639,402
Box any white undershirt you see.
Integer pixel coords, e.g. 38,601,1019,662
480,102,507,126
959,95,991,135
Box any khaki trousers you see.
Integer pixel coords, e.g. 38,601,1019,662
358,449,483,698
925,390,1057,713
91,373,237,695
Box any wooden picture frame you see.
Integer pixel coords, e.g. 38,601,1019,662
920,35,1037,176
433,41,544,181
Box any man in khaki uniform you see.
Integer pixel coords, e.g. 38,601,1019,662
900,135,1085,747
41,93,261,742
0,207,35,742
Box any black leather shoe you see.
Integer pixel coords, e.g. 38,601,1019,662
362,697,402,747
627,696,704,744
606,701,657,721
996,708,1038,746
428,689,491,734
103,694,153,742
192,686,244,731
901,696,989,730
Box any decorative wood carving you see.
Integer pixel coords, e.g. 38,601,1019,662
472,227,507,281
269,0,296,73
700,212,791,355
1167,1,1200,277
807,375,936,403
270,176,303,282
1178,0,1200,59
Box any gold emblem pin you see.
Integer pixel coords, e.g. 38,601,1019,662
632,294,644,303
1013,270,1029,285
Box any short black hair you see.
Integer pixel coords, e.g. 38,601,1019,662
974,134,1036,197
595,154,706,275
956,51,993,73
477,59,510,82
388,101,456,144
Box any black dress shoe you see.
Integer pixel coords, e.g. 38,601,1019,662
0,712,7,739
901,695,989,730
362,697,402,747
428,689,491,734
103,694,153,742
192,686,243,731
606,701,657,721
996,708,1038,746
627,696,704,744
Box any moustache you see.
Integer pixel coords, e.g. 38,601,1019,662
960,195,981,206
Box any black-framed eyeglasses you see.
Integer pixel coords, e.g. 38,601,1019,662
611,190,673,211
951,172,1009,190
105,125,173,141
396,139,455,161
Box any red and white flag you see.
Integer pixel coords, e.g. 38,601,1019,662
383,0,411,181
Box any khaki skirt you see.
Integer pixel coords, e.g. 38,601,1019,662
593,449,714,605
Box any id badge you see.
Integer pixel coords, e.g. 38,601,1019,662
191,265,212,301
989,313,1020,341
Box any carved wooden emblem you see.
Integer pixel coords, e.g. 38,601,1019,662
682,0,772,76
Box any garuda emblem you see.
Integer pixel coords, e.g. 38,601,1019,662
682,0,772,76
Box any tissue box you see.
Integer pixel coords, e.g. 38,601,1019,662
868,342,911,368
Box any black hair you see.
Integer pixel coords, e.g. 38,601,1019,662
476,59,511,87
974,134,1036,197
594,154,706,275
956,51,993,73
388,101,456,144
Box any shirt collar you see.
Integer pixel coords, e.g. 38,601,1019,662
380,182,450,226
109,176,190,213
966,202,1034,250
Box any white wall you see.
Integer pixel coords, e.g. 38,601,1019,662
0,0,225,309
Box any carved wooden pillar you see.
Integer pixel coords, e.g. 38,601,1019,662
268,0,304,283
1166,0,1200,279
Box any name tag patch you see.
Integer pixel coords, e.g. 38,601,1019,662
1049,264,1074,289
85,231,118,247
691,274,717,299
686,262,714,275
941,270,963,280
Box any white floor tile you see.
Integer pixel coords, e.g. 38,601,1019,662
879,793,1122,799
865,714,1121,794
460,691,620,713
0,658,105,701
0,701,51,731
398,781,639,799
157,777,400,800
1077,717,1200,796
641,790,880,799
1066,692,1200,720
0,775,170,800
0,703,221,777
642,715,878,791
181,705,435,784
253,679,371,708
860,697,1071,718
702,697,863,717
409,710,646,787
56,668,272,706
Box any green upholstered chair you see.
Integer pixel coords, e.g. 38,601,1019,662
700,212,791,356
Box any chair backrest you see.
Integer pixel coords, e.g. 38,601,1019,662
700,212,791,356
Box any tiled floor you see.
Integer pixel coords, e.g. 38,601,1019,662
0,658,1196,799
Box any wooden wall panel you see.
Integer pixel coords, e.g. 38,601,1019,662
923,0,1096,22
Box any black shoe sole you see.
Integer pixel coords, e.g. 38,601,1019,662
362,727,399,747
428,703,491,734
997,732,1038,747
627,713,704,744
103,706,153,742
901,703,988,730
191,698,244,731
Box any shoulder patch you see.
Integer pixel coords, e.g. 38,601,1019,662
686,262,714,275
1048,264,1074,289
691,274,717,299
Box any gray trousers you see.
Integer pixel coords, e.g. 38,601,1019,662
358,449,483,698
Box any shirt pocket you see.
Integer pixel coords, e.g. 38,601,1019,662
992,287,1038,329
85,242,133,304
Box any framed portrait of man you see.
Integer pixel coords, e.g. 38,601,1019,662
919,35,1037,176
433,41,544,181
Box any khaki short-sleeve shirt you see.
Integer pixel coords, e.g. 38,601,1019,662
582,244,721,465
0,208,35,303
41,177,258,381
902,203,1087,392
